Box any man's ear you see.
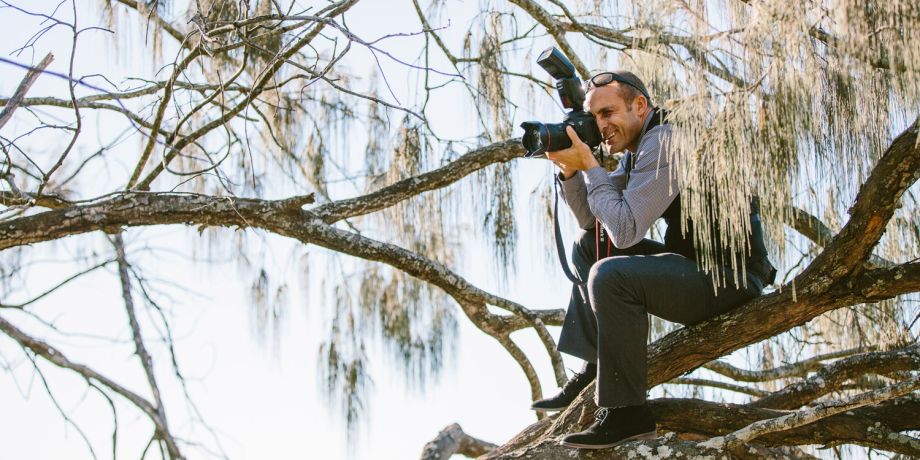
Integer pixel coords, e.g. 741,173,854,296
634,94,648,113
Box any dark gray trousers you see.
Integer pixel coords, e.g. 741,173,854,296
556,229,762,407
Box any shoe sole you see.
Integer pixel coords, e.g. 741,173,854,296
560,430,658,449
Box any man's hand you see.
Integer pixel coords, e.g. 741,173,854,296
546,126,601,179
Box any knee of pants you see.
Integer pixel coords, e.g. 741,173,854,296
587,257,634,310
570,229,595,268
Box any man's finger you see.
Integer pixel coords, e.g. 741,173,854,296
565,125,578,141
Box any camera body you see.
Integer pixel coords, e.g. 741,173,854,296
520,48,602,158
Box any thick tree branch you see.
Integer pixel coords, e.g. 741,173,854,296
0,191,564,374
702,376,920,451
786,206,894,268
799,117,920,284
751,344,920,410
652,397,920,457
419,423,497,460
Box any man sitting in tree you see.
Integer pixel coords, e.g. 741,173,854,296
533,70,775,449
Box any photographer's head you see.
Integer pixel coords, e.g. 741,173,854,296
584,71,652,153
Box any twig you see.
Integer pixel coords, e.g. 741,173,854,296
0,52,53,130
703,346,877,382
111,233,182,459
668,377,770,397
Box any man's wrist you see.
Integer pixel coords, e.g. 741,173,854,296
583,153,601,171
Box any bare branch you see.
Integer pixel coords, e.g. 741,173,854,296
111,233,181,459
0,52,54,130
0,315,165,436
667,377,770,398
751,344,920,410
0,258,115,309
505,0,589,79
493,331,543,421
703,346,878,383
134,0,361,190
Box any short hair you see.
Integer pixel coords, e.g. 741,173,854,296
590,70,652,107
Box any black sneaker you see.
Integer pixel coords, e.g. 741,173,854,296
560,404,657,449
530,365,596,412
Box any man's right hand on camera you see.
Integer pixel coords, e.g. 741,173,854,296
546,126,600,179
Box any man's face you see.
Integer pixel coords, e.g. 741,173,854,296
585,84,647,153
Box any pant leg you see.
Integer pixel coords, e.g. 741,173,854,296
588,253,728,407
556,228,666,363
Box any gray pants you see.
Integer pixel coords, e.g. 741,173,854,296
557,229,762,407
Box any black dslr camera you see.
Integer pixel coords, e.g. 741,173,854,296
520,47,602,158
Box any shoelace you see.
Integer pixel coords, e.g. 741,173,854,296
594,407,609,423
561,369,592,395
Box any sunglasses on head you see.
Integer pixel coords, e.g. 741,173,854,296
585,72,652,104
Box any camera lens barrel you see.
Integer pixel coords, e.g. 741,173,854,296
520,111,601,158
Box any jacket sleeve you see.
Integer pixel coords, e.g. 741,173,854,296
559,158,629,230
582,125,678,248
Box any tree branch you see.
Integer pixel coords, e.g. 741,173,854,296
0,52,54,130
703,346,878,383
786,206,894,268
0,315,168,439
313,139,524,223
800,117,920,285
134,0,360,190
419,423,497,460
652,397,920,457
505,0,590,78
667,377,770,397
111,234,181,459
751,343,920,410
702,375,920,451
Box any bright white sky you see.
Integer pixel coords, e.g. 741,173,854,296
0,1,764,459
0,1,583,459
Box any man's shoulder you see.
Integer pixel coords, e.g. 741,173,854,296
635,124,673,166
644,123,672,139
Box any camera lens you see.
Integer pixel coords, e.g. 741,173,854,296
520,121,549,158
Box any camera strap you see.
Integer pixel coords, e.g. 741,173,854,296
552,149,637,285
553,176,584,286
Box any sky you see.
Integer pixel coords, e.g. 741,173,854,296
0,1,582,459
0,1,781,459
